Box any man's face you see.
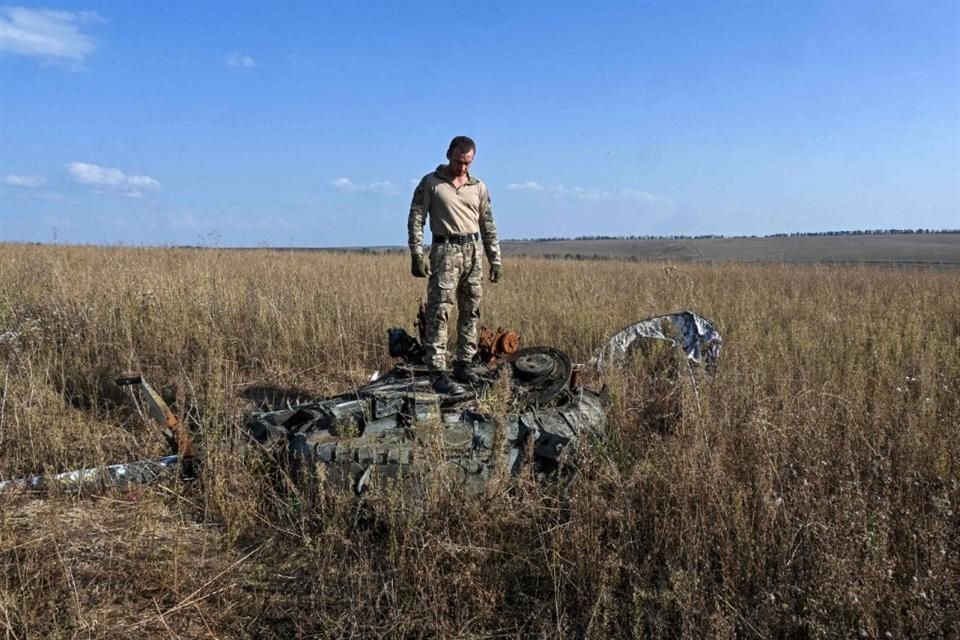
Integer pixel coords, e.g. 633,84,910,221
447,148,475,178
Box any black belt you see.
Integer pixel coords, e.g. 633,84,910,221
432,233,479,245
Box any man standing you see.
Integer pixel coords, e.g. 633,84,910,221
408,136,502,391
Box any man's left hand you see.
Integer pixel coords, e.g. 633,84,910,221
489,264,503,283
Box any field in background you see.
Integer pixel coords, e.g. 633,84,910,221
500,233,960,265
0,243,957,638
314,232,960,266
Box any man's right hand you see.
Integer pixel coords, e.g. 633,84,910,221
411,254,429,278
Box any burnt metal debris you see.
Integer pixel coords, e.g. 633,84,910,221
591,311,722,370
0,310,721,495
0,456,181,493
248,339,600,493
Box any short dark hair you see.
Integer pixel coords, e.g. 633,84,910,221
447,136,476,155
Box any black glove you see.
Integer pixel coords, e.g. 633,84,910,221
489,264,502,283
411,254,429,278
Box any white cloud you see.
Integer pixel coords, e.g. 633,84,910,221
571,186,611,201
164,211,296,232
332,177,398,195
126,174,161,188
226,51,255,67
366,181,394,194
508,180,660,204
67,161,160,197
510,182,573,197
0,6,99,65
507,181,546,192
1,174,47,187
619,189,657,204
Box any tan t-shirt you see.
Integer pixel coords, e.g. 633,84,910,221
408,165,501,265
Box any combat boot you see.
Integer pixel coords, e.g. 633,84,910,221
433,373,466,395
453,361,481,386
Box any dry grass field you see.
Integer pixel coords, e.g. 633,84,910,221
0,243,957,638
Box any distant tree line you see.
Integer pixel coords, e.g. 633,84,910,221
515,229,959,242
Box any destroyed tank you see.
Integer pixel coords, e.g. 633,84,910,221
234,308,721,493
247,327,607,493
0,311,721,494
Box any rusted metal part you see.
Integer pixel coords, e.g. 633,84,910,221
414,301,520,366
497,330,521,355
478,326,522,364
116,375,196,459
569,364,584,390
478,327,496,360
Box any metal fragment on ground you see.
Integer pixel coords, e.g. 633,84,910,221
0,456,180,493
590,311,722,370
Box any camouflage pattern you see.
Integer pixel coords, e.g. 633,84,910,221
423,238,484,369
408,166,501,266
409,164,502,369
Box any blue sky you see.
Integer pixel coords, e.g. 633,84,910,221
1,0,958,247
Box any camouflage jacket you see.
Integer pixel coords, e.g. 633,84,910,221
408,165,501,265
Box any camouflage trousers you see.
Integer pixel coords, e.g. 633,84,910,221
422,239,483,369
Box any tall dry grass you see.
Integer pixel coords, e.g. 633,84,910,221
0,243,957,638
